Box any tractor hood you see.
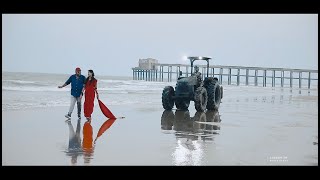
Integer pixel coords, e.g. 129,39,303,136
177,76,198,86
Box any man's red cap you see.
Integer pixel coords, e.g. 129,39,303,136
75,67,81,71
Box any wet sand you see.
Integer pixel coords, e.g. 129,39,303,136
2,87,318,165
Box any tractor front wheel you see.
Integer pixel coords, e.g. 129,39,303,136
194,87,208,112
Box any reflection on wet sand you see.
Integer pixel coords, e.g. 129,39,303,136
94,118,117,144
83,120,94,165
65,118,117,165
65,119,83,165
161,110,221,140
161,110,221,165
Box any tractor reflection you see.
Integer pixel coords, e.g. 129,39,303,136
161,109,221,142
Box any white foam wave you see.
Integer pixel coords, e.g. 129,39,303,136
3,79,174,93
2,86,69,92
3,80,37,84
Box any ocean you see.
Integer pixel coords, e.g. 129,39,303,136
2,71,176,111
2,71,317,111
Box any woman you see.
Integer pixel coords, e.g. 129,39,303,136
81,70,99,121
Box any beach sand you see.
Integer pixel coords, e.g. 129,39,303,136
2,88,318,166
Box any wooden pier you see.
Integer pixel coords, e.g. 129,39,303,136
132,64,318,89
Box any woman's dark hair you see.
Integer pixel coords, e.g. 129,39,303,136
85,70,96,84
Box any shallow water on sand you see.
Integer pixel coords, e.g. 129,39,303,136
2,85,318,165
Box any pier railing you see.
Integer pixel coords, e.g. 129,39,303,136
132,64,318,89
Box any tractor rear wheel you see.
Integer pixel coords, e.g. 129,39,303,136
162,86,175,110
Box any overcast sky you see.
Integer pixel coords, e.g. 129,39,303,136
2,14,318,76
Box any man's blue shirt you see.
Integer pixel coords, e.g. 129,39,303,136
65,74,86,97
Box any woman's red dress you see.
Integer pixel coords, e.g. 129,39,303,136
84,79,97,118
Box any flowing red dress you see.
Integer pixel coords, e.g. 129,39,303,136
84,78,97,118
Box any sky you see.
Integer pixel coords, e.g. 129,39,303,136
2,14,318,77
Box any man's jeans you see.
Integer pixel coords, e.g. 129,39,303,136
68,96,81,116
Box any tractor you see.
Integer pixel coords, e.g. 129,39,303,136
162,56,223,111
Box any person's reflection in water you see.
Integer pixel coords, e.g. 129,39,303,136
81,118,117,165
82,120,94,165
66,119,82,165
94,118,117,144
161,110,221,165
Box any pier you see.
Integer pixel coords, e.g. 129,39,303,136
132,61,318,89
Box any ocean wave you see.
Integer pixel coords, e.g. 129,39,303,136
3,80,37,84
2,86,69,92
2,86,163,93
3,77,175,92
2,102,70,111
100,79,174,85
3,79,49,87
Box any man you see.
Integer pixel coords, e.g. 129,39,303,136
193,65,202,87
58,67,86,119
